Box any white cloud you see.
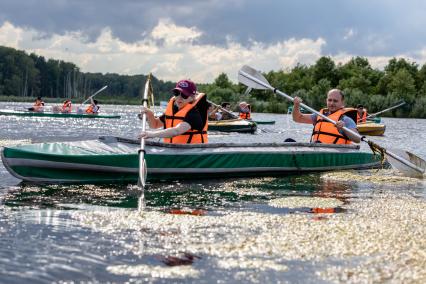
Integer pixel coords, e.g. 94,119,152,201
343,28,356,40
1,19,426,83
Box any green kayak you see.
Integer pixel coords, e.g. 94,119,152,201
1,136,381,184
208,119,257,133
0,109,121,119
251,120,275,125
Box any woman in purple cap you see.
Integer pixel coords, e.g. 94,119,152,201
138,79,209,144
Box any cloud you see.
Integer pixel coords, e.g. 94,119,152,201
343,28,356,40
1,19,426,83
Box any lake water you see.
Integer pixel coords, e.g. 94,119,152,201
0,102,425,283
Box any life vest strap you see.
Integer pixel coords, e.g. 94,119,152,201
312,130,348,144
164,115,186,120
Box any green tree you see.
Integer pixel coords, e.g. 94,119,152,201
214,73,232,89
313,56,338,86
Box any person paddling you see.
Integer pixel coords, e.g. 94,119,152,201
292,89,360,144
85,98,100,114
356,104,368,123
138,79,209,144
220,102,234,120
28,96,45,112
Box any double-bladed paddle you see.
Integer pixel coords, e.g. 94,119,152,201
138,75,151,189
366,100,406,119
238,65,425,178
80,85,108,106
76,85,108,113
207,99,239,119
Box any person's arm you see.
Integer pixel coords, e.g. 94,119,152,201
292,97,314,124
139,106,164,129
138,122,191,139
336,117,361,143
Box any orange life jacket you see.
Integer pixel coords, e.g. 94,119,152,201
62,100,72,112
239,105,251,119
163,93,208,144
85,104,99,114
357,111,367,123
311,108,357,144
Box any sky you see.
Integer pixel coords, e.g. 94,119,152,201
1,0,426,83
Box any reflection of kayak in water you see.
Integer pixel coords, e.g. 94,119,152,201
1,136,381,184
0,109,121,119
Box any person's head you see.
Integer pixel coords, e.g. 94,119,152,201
172,79,197,109
221,102,231,110
36,96,42,101
93,99,98,105
357,104,364,113
326,89,344,112
239,101,250,112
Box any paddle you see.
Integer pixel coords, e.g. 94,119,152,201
138,75,151,190
76,85,108,113
238,65,426,177
366,100,406,119
207,99,239,119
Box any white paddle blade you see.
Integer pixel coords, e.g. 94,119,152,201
238,65,270,90
386,149,425,178
138,155,147,188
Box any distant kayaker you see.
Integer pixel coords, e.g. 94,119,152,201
356,104,367,124
85,98,100,114
208,104,222,121
28,96,45,112
239,102,251,119
292,89,360,144
138,79,209,144
220,102,235,120
53,99,72,113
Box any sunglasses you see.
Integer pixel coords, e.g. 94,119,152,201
173,90,190,99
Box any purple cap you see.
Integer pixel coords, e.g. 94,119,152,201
172,79,197,97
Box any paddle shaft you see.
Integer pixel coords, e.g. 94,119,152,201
366,101,405,118
138,76,150,188
79,85,108,107
239,68,425,174
207,99,238,119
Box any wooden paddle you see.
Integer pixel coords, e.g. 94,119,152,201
238,65,426,177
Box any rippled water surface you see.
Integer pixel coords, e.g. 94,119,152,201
1,102,425,283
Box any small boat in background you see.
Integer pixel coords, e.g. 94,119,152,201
0,109,121,119
357,122,386,136
1,136,381,184
251,120,275,125
208,118,257,133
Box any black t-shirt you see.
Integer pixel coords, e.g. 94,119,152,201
159,104,203,131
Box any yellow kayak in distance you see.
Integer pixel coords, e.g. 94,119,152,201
357,122,386,136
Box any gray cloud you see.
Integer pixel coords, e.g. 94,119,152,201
1,0,426,58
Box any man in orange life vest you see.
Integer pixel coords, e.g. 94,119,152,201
356,104,367,123
138,79,209,144
292,89,361,144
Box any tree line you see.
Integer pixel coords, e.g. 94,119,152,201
1,45,426,117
